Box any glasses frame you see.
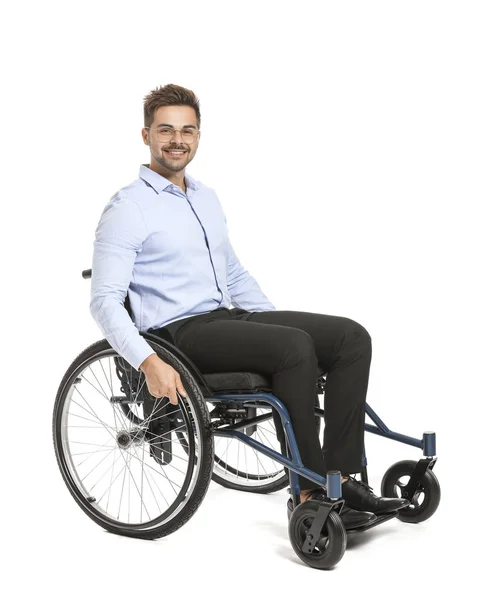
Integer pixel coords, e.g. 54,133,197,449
144,126,200,144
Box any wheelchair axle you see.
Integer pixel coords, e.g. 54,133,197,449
116,427,146,449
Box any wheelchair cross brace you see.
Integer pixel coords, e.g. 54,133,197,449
210,391,437,508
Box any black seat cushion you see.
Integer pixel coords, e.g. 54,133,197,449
202,366,326,394
143,329,326,395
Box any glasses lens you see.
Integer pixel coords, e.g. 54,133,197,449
155,128,197,143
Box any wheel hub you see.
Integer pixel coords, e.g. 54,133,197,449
116,427,145,449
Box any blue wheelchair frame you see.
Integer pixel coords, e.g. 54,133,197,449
209,389,437,509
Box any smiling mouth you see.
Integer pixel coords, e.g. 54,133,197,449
164,149,187,158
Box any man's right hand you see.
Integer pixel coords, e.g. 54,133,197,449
139,353,188,405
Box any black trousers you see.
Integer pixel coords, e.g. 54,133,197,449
149,307,372,490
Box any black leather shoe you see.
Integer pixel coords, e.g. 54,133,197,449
341,476,410,514
287,490,377,530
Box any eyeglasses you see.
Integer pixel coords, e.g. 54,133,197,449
145,126,200,144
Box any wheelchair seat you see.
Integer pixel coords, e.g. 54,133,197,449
201,366,326,394
140,311,326,396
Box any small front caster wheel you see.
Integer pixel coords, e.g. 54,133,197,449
288,500,347,569
381,460,441,523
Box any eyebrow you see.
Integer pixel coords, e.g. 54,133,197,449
155,123,197,129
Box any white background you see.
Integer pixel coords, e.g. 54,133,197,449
2,0,486,596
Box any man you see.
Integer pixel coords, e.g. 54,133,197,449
90,83,409,530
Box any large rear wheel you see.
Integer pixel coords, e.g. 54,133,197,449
52,339,214,539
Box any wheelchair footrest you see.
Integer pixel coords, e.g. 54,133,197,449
345,511,399,534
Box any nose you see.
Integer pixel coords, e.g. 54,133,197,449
171,130,183,144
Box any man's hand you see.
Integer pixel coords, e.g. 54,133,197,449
139,353,188,405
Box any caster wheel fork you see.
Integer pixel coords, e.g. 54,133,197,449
381,459,441,523
288,499,347,569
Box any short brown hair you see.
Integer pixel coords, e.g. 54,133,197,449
143,83,201,129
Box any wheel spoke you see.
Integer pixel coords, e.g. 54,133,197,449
56,346,204,528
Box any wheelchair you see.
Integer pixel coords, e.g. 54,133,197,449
52,268,441,570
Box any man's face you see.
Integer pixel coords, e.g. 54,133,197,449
142,105,200,173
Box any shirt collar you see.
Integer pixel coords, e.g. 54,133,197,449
139,163,199,194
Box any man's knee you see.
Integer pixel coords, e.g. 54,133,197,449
277,329,317,371
341,318,372,348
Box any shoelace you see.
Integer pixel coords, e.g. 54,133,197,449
346,475,375,494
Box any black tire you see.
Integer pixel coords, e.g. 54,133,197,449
380,460,441,523
288,501,347,569
52,338,214,540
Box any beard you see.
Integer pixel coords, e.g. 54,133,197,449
153,148,191,172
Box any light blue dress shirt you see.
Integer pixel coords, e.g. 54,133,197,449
90,164,276,371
